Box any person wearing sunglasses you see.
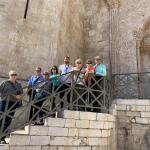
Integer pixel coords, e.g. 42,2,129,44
0,70,23,144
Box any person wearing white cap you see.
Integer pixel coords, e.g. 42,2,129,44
0,70,23,144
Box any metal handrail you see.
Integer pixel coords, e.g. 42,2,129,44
0,71,111,140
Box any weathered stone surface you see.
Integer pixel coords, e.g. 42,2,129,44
30,136,50,145
48,118,66,127
76,120,89,129
89,121,104,129
136,117,149,124
42,146,58,150
64,110,80,120
0,145,9,150
58,147,77,150
80,112,97,121
48,127,68,136
65,119,76,128
10,146,41,150
68,128,78,137
9,135,30,146
30,126,49,136
79,129,101,137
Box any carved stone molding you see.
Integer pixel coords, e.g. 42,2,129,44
105,0,121,8
133,28,144,41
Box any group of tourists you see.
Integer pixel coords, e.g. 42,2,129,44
0,55,106,144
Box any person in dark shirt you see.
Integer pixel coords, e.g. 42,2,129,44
0,70,23,144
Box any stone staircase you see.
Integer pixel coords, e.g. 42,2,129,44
0,110,116,150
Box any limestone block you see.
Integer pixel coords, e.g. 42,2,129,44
30,126,49,135
116,105,127,111
76,120,89,128
58,147,77,150
50,137,86,146
0,145,9,150
117,111,126,116
116,99,136,105
97,113,108,121
136,117,149,124
48,118,66,127
68,128,79,137
79,129,101,137
9,135,30,146
78,147,91,150
42,146,58,150
89,121,104,129
101,130,111,137
141,112,150,118
103,122,113,129
118,116,129,123
107,115,116,122
91,146,108,150
65,119,76,128
127,105,146,111
145,106,150,111
48,127,68,136
30,136,50,145
88,138,108,146
64,110,79,119
50,137,71,146
135,100,149,106
126,111,140,117
80,112,97,121
10,146,41,150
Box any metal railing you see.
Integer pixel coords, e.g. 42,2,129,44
112,72,150,99
0,71,112,140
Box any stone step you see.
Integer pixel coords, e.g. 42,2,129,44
11,126,29,135
0,145,9,150
63,110,115,122
46,117,114,129
9,135,109,146
29,126,111,137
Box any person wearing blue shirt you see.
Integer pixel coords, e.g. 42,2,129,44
27,67,44,123
94,56,107,77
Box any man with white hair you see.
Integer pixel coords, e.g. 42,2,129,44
0,70,23,144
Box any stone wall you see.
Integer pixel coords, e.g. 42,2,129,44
111,99,150,150
117,0,150,73
82,0,110,68
1,110,116,150
0,0,84,78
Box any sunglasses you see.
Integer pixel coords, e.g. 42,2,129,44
76,62,82,64
10,74,17,76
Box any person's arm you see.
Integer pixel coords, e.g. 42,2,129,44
59,65,62,74
0,81,4,94
27,76,33,88
102,65,107,76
